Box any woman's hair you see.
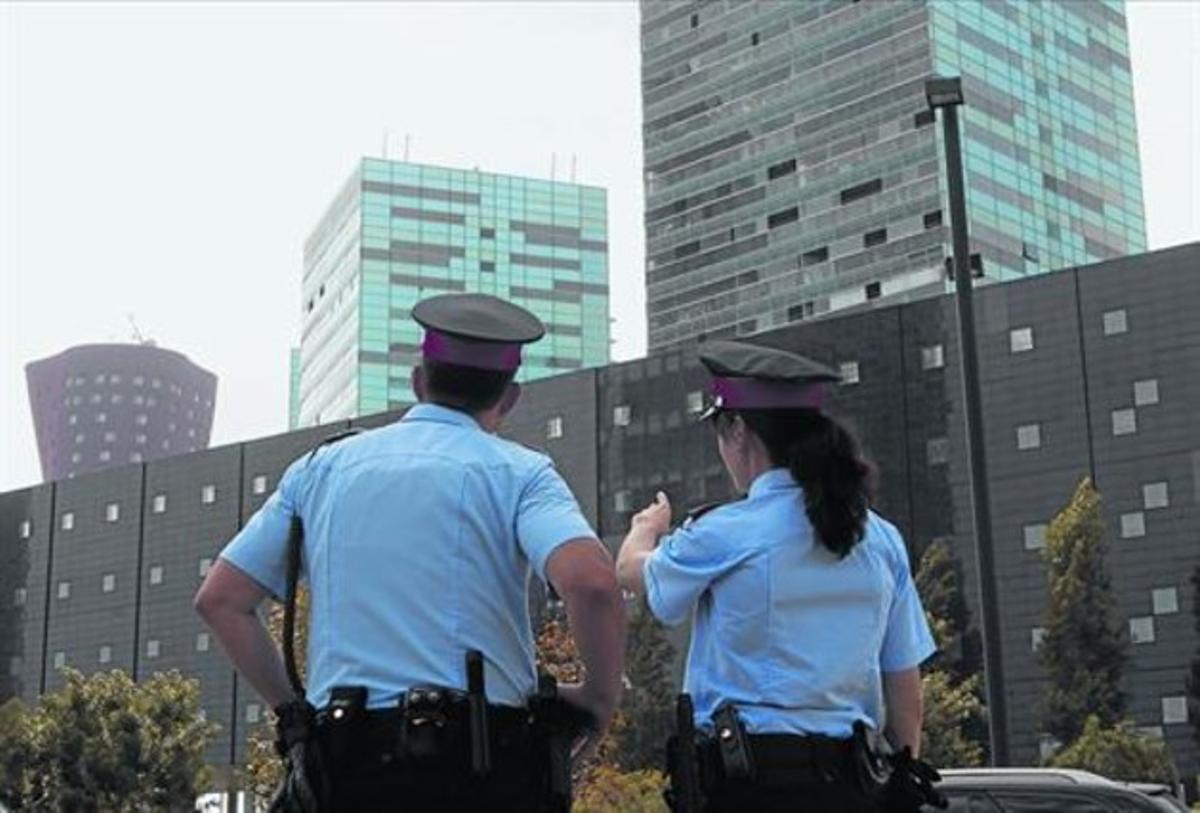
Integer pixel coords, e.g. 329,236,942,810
716,408,875,558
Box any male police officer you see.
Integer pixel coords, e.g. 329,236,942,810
196,294,626,809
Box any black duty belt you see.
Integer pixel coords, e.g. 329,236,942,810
700,732,856,788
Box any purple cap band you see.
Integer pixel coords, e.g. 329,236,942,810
421,330,522,371
710,376,826,411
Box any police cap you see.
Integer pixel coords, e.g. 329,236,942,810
697,340,840,419
413,294,545,372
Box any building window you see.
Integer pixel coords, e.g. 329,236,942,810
545,416,564,440
252,475,268,495
57,581,70,600
767,207,799,229
1016,423,1041,450
1022,242,1040,262
201,485,217,504
800,246,828,266
68,414,77,425
1152,587,1179,615
480,260,495,273
133,376,144,387
70,452,81,464
614,490,632,512
19,520,31,539
53,652,66,670
152,494,167,514
1102,309,1128,336
103,431,116,443
10,656,23,677
839,178,882,204
102,573,116,593
1133,379,1159,406
921,345,944,370
61,512,74,531
839,361,860,385
146,640,160,659
863,228,887,248
130,452,143,463
136,414,148,426
1162,697,1188,725
135,434,147,445
1030,627,1046,651
98,645,112,665
1009,327,1034,353
1023,524,1047,551
1120,511,1146,539
1142,481,1169,510
74,433,85,444
196,632,210,652
767,158,796,180
12,588,26,607
926,438,949,466
480,226,495,239
149,566,163,586
613,405,632,427
1111,408,1137,436
686,391,704,415
105,502,120,523
96,412,106,423
864,281,882,300
1129,617,1155,644
923,210,942,229
246,703,262,724
914,109,935,128
199,558,213,578
98,450,111,463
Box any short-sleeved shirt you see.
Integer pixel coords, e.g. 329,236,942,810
220,403,594,710
644,467,935,736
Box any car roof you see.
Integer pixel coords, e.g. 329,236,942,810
938,768,1123,788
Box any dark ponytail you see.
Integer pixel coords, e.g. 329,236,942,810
722,409,875,558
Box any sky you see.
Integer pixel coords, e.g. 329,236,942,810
1,1,1198,493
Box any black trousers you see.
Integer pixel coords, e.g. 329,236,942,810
703,778,881,812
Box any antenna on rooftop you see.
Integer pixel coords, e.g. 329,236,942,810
550,152,557,182
382,128,390,159
404,134,411,162
570,154,578,183
127,314,152,346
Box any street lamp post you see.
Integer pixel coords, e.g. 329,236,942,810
925,75,1010,766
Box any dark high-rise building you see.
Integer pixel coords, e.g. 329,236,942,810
640,0,1146,348
25,343,218,481
3,245,1197,789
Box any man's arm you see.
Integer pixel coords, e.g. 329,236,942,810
195,559,296,709
545,539,626,730
883,667,924,756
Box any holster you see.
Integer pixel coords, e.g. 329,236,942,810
268,699,329,813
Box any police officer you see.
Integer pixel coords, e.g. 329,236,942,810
616,340,937,812
196,293,626,810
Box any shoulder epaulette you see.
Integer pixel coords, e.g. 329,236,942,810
305,428,364,464
683,496,744,527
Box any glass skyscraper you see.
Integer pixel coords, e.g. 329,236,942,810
296,158,610,427
640,0,1145,349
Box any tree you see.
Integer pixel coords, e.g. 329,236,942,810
1038,478,1126,745
615,600,676,772
0,668,218,809
915,539,987,768
574,765,667,813
1048,715,1176,785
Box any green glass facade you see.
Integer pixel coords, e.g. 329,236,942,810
931,0,1146,278
639,0,1146,349
296,159,610,426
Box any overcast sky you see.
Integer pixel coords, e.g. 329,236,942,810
2,1,1198,493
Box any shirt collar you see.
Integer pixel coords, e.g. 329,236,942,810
401,402,483,431
747,467,797,498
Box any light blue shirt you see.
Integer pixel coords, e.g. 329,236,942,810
645,467,935,736
220,403,594,710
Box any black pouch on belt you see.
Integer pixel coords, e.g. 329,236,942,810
321,686,367,766
401,685,465,765
711,703,755,783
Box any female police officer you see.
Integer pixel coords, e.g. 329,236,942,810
616,340,936,812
